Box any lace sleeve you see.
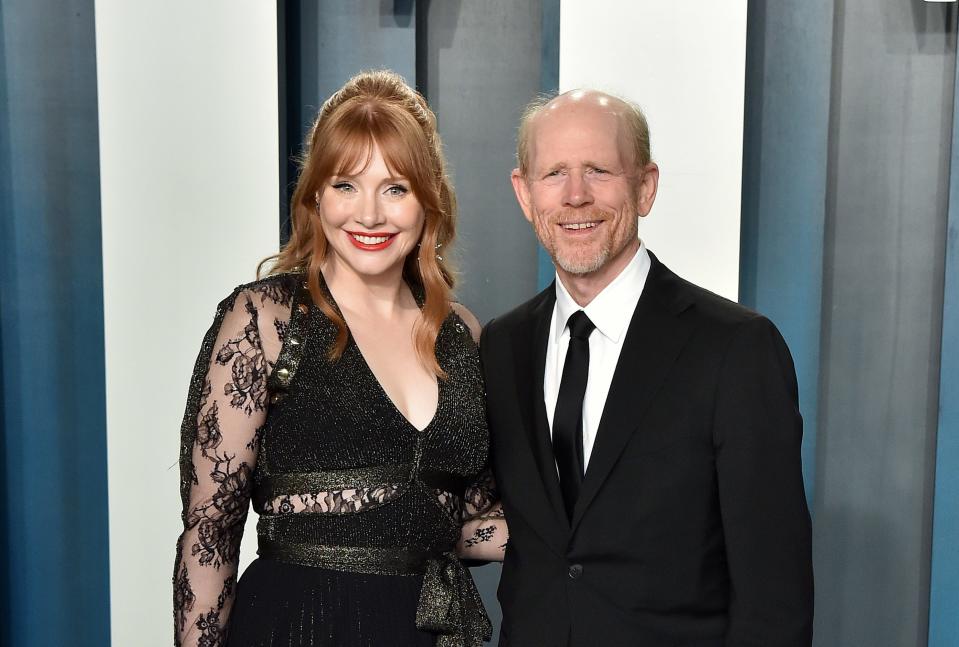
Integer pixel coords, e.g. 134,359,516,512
458,469,507,561
463,468,498,521
173,284,289,646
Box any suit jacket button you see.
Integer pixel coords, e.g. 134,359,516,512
568,564,583,580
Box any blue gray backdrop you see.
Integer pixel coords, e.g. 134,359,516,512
1,1,958,646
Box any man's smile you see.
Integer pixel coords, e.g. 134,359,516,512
557,220,604,235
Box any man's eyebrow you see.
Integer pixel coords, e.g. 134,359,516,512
537,160,622,175
540,162,568,175
582,160,620,170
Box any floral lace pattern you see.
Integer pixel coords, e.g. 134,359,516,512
173,563,195,634
463,469,498,521
174,283,291,647
215,300,269,417
187,461,251,568
463,525,497,548
249,279,294,308
435,489,465,522
274,318,289,344
457,469,508,558
263,485,404,514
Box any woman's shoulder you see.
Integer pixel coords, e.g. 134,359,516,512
450,302,482,344
236,271,302,310
213,271,302,322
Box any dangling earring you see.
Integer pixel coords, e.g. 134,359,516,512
415,242,443,261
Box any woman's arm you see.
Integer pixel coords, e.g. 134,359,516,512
457,470,508,562
450,302,508,560
458,502,508,561
174,287,285,646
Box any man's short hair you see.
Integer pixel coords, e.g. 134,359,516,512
515,90,652,177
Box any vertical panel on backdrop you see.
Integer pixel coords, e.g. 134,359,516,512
814,3,954,646
559,1,747,302
740,0,833,503
418,0,543,323
0,1,111,645
928,10,959,644
96,1,280,643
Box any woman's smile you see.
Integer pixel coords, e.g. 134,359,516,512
346,230,398,250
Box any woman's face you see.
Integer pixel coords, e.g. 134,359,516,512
317,143,425,282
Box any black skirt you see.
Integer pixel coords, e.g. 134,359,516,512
226,558,437,647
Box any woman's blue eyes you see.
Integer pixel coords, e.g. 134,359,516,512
331,182,409,196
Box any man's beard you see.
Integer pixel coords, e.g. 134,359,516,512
555,240,611,275
537,205,629,276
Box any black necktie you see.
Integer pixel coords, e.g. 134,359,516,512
553,310,596,521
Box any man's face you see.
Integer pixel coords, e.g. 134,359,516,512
512,97,657,278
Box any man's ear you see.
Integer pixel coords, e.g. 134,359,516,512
510,168,534,223
636,162,659,218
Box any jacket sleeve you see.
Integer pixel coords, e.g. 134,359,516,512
713,315,814,647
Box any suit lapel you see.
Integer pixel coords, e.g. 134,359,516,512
509,285,570,543
571,254,696,531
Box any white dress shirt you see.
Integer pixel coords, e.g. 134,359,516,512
544,242,651,469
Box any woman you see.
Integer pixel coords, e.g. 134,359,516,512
173,70,506,647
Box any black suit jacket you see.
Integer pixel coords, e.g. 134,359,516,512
480,252,813,647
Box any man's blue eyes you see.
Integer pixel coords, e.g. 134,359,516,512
542,168,610,179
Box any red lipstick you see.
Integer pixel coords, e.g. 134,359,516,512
346,231,397,251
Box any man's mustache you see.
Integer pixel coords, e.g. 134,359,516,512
547,207,617,225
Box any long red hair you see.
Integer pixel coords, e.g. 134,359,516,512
260,70,457,377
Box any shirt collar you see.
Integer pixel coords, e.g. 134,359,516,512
554,241,651,344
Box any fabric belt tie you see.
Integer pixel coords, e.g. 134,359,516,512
258,539,491,647
415,551,491,647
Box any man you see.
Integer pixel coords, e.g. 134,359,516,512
480,90,813,646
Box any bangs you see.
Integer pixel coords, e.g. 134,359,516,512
314,100,435,203
329,127,378,178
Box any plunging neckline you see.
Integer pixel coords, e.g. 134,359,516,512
349,336,443,434
317,273,443,433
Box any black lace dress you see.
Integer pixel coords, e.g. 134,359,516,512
173,273,494,647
